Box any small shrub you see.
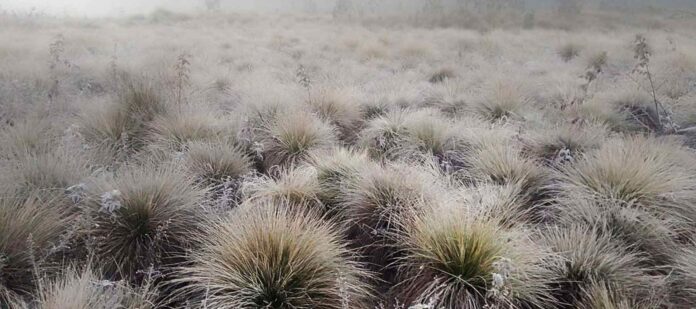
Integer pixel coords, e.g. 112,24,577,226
174,203,372,308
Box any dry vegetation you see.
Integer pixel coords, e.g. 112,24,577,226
2,1,696,308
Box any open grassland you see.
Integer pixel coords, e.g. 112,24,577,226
2,6,696,308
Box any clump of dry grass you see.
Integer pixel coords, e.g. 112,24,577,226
80,77,167,161
358,110,409,160
474,81,529,122
552,136,696,226
174,203,372,308
540,225,663,307
463,139,549,211
306,88,364,142
420,81,472,118
672,245,696,306
398,110,467,163
522,124,607,165
184,140,253,186
557,198,678,267
0,196,72,304
558,43,582,62
578,281,663,309
3,150,88,206
456,184,532,228
309,148,376,217
392,201,554,308
338,164,440,283
14,266,157,309
428,68,456,83
573,91,660,133
358,109,469,170
0,117,55,159
83,165,206,281
146,111,232,152
241,166,323,213
260,110,337,170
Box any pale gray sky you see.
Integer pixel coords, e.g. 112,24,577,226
0,0,241,17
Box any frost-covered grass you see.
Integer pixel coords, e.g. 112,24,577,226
2,5,696,308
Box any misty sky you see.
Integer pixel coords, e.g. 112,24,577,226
1,0,693,17
0,0,257,17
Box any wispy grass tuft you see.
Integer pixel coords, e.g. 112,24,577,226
83,164,206,281
540,225,663,307
174,202,372,308
0,196,73,304
260,110,337,170
393,201,554,308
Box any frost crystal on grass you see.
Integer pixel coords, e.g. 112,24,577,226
100,190,122,213
65,183,87,203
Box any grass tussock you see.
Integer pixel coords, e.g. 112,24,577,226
83,165,206,280
553,136,696,225
672,245,696,306
309,147,376,216
393,202,554,308
306,88,364,142
174,203,372,308
557,198,678,267
13,266,156,309
3,7,696,308
474,81,530,122
0,117,55,159
540,225,663,307
146,111,232,152
184,140,253,186
241,166,323,213
0,196,72,304
2,150,89,207
358,109,469,171
338,163,441,282
79,77,167,161
558,43,582,62
463,139,549,210
522,124,607,165
260,110,337,170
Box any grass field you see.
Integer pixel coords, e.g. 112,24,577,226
2,3,696,308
